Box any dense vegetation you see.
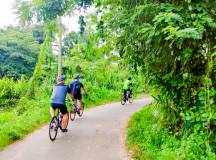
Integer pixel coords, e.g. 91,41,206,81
128,104,215,160
0,26,43,79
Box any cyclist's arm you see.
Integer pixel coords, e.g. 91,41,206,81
83,87,87,96
80,83,87,95
67,86,74,101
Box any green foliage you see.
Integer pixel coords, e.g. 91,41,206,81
0,78,29,110
0,27,41,79
15,0,94,24
127,104,216,160
63,57,129,105
70,30,103,60
14,0,33,26
98,0,216,153
32,32,52,83
33,0,75,22
62,31,79,55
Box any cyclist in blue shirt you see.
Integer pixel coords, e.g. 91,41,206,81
50,75,73,132
70,74,87,114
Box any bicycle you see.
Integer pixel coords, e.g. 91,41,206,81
49,109,69,141
121,90,133,105
70,100,85,121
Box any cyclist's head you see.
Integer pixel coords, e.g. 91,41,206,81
57,75,66,82
128,77,132,80
73,73,80,79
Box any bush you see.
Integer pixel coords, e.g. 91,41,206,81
0,78,29,110
127,104,216,160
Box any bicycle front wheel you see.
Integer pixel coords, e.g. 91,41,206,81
49,116,58,141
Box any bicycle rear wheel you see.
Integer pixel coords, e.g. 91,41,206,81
70,105,76,121
49,116,58,141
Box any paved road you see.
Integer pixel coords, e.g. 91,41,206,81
0,98,153,160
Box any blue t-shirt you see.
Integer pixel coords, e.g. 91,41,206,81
51,83,71,105
70,80,83,95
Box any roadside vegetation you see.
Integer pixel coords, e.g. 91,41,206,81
127,103,215,160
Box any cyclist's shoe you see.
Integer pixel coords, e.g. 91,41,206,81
61,128,68,132
77,110,81,116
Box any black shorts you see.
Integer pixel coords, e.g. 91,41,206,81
73,94,82,100
51,103,68,114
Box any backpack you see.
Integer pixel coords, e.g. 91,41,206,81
72,81,81,95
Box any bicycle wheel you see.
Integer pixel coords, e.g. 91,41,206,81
49,116,58,141
78,103,84,117
121,96,126,105
129,94,133,104
70,105,76,121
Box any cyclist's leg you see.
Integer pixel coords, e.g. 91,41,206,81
78,99,83,111
128,89,132,98
71,95,76,112
123,89,127,99
77,94,83,113
59,105,68,130
50,103,57,118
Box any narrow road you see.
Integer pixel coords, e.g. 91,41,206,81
0,98,153,160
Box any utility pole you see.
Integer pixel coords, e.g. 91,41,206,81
58,16,62,76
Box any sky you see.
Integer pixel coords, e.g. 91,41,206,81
0,0,80,32
0,0,18,27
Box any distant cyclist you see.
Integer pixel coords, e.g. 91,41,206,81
50,75,73,132
70,74,87,114
123,77,133,99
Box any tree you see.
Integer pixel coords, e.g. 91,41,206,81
78,15,87,34
0,27,41,79
62,31,79,55
97,0,216,152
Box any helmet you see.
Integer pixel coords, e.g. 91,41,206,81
73,73,80,79
57,75,66,82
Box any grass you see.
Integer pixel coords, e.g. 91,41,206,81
127,103,216,160
0,96,50,150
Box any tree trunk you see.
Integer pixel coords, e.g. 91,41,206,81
58,16,62,76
